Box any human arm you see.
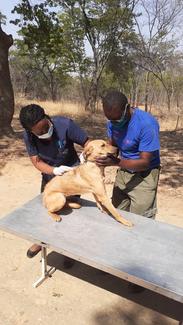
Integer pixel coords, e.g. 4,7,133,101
67,119,89,147
96,151,153,172
29,138,90,175
30,156,72,175
67,119,90,162
97,119,159,171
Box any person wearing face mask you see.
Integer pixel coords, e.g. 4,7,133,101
19,104,89,267
96,90,160,291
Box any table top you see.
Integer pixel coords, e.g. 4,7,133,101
0,195,183,303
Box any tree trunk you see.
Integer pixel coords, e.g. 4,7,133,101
174,115,180,131
85,76,98,113
176,95,179,109
0,25,14,134
49,74,57,102
167,92,171,112
131,81,138,107
79,73,88,103
144,71,150,112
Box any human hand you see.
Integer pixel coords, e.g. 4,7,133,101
96,154,120,167
53,165,73,176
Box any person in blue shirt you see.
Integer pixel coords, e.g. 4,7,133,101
97,90,160,218
19,104,89,266
96,90,161,292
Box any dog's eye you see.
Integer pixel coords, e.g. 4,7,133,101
101,144,105,147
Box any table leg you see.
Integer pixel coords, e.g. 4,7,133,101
33,246,56,288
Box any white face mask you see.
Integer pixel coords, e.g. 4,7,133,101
37,123,53,139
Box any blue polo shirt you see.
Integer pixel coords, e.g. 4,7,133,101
23,116,88,169
107,108,160,169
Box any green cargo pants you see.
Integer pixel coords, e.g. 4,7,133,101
112,167,160,218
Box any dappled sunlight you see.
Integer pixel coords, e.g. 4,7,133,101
159,130,183,190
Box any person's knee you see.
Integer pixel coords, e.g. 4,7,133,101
130,198,155,216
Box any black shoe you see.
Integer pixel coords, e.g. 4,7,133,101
27,244,41,258
63,256,75,269
128,283,145,294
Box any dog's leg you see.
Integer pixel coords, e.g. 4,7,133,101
94,193,133,227
65,196,81,209
43,192,66,222
66,202,81,209
93,194,107,213
48,211,62,222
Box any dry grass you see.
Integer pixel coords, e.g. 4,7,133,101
136,104,183,131
14,96,88,119
14,97,183,131
14,96,183,132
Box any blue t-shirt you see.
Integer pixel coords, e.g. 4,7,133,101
107,108,160,169
23,116,88,170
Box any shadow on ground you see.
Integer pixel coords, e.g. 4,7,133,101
47,251,183,324
160,129,183,189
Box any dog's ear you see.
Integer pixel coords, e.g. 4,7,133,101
83,144,94,160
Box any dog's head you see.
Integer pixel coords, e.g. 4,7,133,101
83,140,118,162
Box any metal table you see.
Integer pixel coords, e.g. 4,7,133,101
0,195,183,322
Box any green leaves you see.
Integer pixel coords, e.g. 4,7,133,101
11,0,136,108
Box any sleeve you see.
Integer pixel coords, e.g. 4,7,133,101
107,121,112,139
67,119,88,146
23,131,38,156
139,124,160,152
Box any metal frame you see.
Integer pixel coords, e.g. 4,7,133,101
32,247,183,323
33,246,56,288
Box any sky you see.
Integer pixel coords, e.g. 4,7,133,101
0,0,20,37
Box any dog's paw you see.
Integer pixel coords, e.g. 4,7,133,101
54,215,62,222
119,218,133,227
48,212,62,222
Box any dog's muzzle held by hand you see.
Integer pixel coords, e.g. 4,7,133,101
96,154,120,167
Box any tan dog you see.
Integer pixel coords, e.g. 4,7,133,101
43,140,133,227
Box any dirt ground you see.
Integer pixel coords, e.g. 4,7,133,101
0,113,183,325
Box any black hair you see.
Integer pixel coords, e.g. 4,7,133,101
19,104,46,130
102,90,128,112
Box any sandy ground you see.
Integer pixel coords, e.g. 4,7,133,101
0,115,183,325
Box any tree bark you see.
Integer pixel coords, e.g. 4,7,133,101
144,71,150,112
0,25,14,134
85,74,98,113
167,92,171,112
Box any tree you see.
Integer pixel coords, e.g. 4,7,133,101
12,2,72,101
0,12,14,133
62,0,136,112
12,0,136,112
134,0,183,111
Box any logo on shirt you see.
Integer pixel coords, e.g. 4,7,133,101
123,139,131,145
58,140,66,149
